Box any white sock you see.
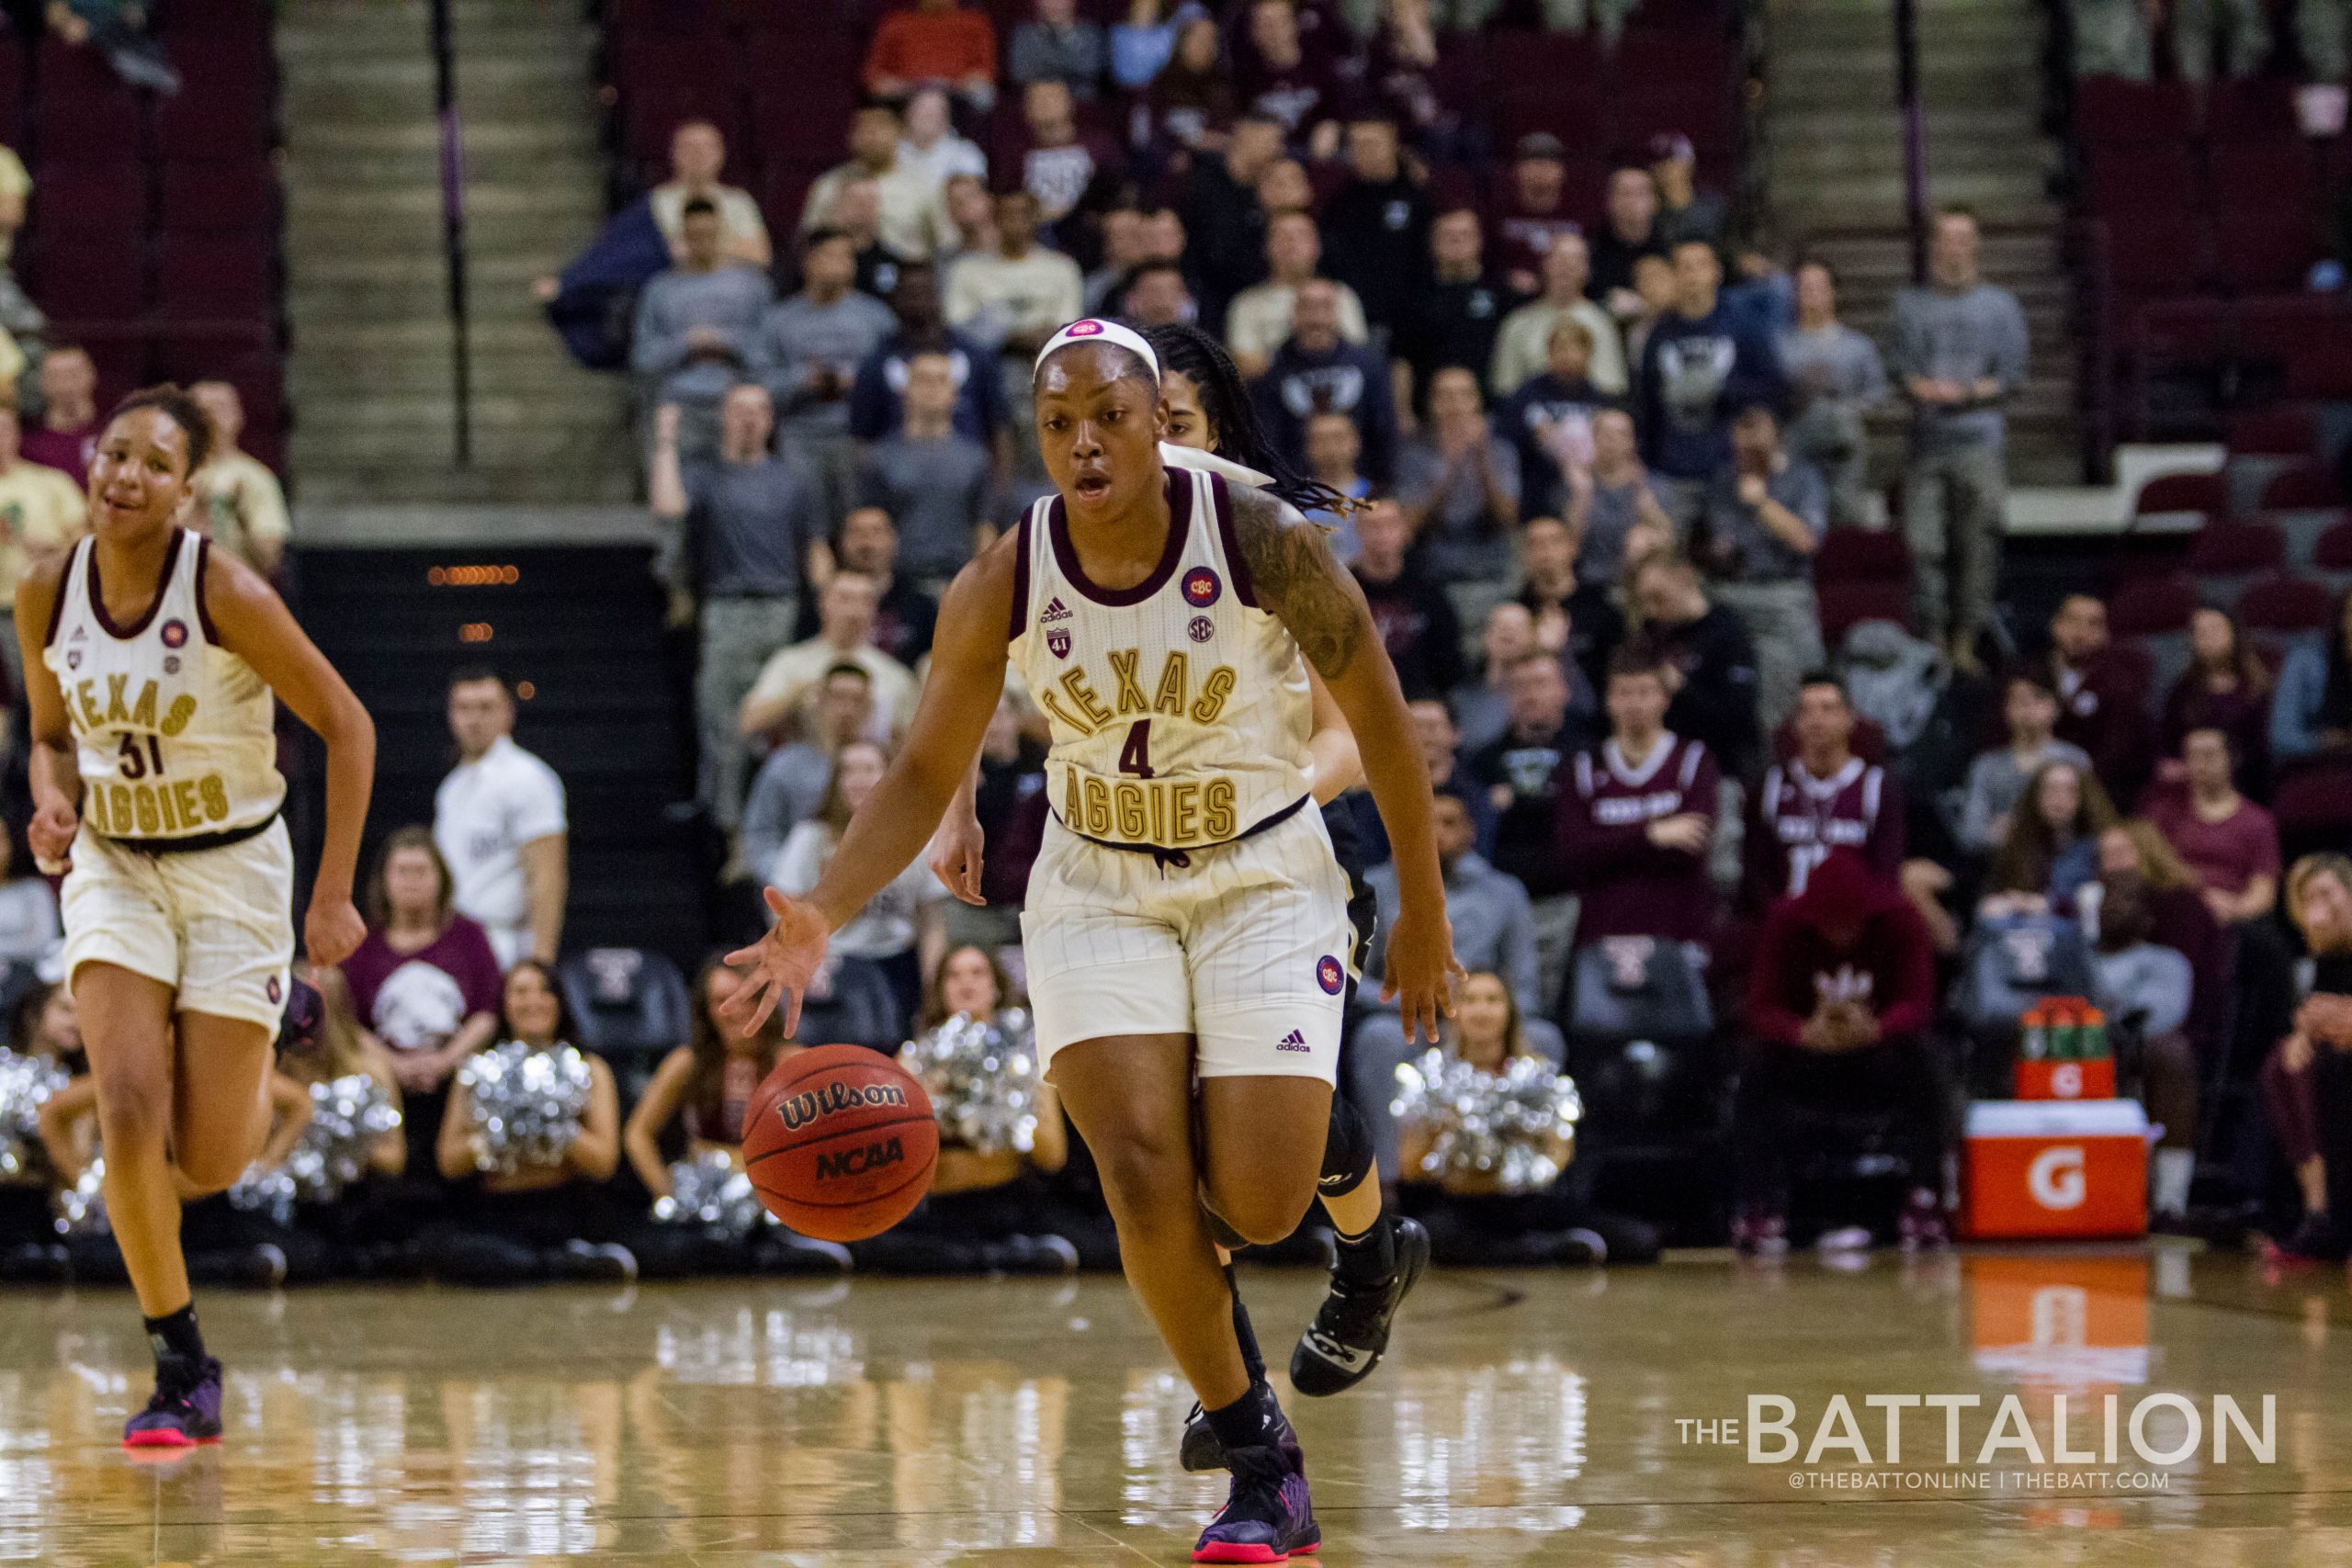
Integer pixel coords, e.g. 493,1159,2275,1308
2153,1149,2195,1217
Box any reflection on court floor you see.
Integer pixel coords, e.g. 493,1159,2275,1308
6,1249,2352,1565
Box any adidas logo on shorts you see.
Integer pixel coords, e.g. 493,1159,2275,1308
1275,1029,1309,1053
1040,596,1072,624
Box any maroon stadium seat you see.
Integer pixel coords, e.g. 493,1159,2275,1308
2271,757,2352,841
2213,217,2321,295
609,0,726,32
2224,405,2319,457
2235,573,2335,634
2186,519,2286,575
25,241,143,320
154,237,275,320
2108,572,2199,635
2261,461,2343,511
2106,212,2204,300
156,80,271,162
2086,142,2198,215
1816,580,1911,644
0,36,26,144
28,161,145,240
161,162,275,233
2207,142,2316,215
1813,525,1910,585
2134,469,2228,517
35,77,143,166
2312,514,2352,573
2204,76,2299,143
2073,77,2197,143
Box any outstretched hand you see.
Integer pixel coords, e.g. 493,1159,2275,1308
1380,909,1464,1044
718,888,832,1039
926,807,988,906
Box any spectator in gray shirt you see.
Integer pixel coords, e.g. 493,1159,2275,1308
1567,406,1674,592
650,386,823,832
1396,366,1521,622
1695,402,1826,732
1890,209,2029,673
752,228,895,532
1010,0,1107,99
1349,787,1544,1175
631,198,774,457
1780,259,1888,527
856,349,997,591
1957,671,2092,854
740,661,876,883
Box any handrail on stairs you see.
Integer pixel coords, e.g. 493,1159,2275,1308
430,0,470,468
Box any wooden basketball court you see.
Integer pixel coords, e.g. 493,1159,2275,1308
9,1247,2349,1564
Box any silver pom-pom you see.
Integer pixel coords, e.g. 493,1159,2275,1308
456,1041,594,1176
228,1073,402,1221
651,1148,775,1240
53,1156,107,1235
1393,1049,1582,1194
898,1009,1039,1156
0,1048,66,1181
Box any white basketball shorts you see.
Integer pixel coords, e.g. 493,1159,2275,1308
1019,804,1352,1084
62,818,295,1033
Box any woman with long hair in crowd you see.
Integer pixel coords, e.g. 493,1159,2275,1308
1980,759,2118,916
341,825,502,1178
620,955,847,1276
1396,970,1657,1266
2261,853,2352,1262
2163,606,2270,790
2271,589,2352,762
422,961,633,1285
852,942,1093,1273
773,739,946,1032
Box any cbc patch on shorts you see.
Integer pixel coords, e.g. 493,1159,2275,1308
1317,954,1344,995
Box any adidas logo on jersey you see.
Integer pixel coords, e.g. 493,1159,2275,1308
1275,1029,1309,1053
1040,596,1072,624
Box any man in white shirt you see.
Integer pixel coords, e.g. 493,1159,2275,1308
649,119,772,269
896,85,988,193
1223,210,1370,378
435,671,569,968
1487,232,1628,399
187,379,290,576
799,101,949,263
737,570,920,744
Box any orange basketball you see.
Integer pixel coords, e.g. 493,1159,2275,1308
743,1044,938,1241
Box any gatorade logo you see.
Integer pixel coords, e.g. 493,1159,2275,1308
2051,1062,2084,1099
2029,1145,2087,1211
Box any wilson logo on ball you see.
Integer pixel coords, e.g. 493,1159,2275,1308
775,1079,910,1133
816,1136,905,1181
1183,567,1221,607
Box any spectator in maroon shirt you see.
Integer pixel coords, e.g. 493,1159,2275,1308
2042,592,2155,807
1490,133,1587,299
341,827,504,1176
1744,673,1905,908
1732,849,1949,1257
1559,645,1721,950
2152,726,2294,1059
1235,0,1352,156
1013,81,1124,241
21,344,97,483
2159,606,2270,794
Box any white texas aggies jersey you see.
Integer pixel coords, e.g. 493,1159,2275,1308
44,529,285,841
1007,466,1313,852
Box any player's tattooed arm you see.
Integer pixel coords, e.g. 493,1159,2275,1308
1228,484,1367,681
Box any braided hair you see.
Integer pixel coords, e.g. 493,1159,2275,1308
1140,321,1362,518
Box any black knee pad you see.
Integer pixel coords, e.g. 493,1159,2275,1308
1319,1096,1374,1195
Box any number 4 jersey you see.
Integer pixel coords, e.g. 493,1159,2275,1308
1007,467,1313,852
43,529,286,842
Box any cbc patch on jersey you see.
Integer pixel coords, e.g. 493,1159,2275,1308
1317,955,1344,995
1182,566,1221,607
161,619,188,649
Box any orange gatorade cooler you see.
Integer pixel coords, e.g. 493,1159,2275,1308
1962,1100,2149,1240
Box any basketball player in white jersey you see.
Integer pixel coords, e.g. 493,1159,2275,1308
726,319,1457,1563
13,388,376,1448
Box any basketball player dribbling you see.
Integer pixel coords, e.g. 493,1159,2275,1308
726,319,1460,1563
924,319,1432,1478
14,388,376,1447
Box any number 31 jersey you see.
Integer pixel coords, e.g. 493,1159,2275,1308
1007,468,1312,852
44,528,286,840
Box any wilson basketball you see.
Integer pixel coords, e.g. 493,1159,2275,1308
742,1044,938,1241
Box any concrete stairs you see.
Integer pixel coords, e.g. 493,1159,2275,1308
279,0,632,506
1759,0,2085,483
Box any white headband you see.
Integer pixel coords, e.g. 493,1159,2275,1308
1034,317,1161,382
